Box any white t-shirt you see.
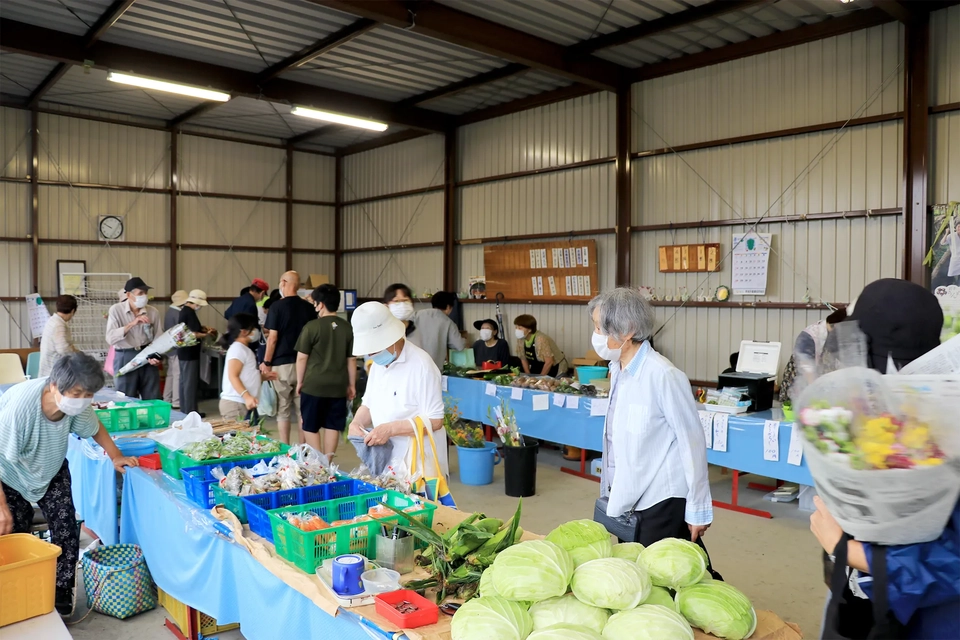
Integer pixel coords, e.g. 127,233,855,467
221,342,260,403
362,340,448,476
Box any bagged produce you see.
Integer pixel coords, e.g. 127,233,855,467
451,596,532,640
570,557,650,610
602,605,694,640
675,581,756,640
528,593,610,634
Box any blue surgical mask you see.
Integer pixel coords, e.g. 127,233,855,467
371,347,397,367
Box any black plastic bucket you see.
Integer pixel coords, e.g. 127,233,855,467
504,438,538,497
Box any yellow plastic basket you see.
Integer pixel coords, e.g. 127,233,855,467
157,587,239,636
0,534,61,627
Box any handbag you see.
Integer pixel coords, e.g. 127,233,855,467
104,345,117,376
81,544,157,620
258,380,277,417
593,496,642,543
410,417,457,508
822,533,907,639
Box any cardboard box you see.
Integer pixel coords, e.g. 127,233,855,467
572,349,607,367
303,273,329,289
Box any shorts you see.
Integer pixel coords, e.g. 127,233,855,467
218,399,247,421
300,393,348,434
272,363,301,423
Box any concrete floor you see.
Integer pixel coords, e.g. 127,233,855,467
67,398,825,640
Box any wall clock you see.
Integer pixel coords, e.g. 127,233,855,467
98,215,124,241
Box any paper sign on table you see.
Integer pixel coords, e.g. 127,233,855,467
566,396,579,410
441,376,448,392
553,393,565,407
787,425,804,466
763,420,780,461
698,411,714,448
485,383,496,397
532,394,549,411
712,414,728,452
511,387,523,400
589,398,609,417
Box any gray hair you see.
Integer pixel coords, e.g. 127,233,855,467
49,352,106,394
587,287,655,343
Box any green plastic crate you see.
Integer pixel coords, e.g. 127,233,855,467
157,436,290,480
95,400,172,433
268,490,436,574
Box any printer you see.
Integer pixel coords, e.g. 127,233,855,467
717,340,781,412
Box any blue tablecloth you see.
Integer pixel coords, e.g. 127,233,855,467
711,411,813,486
120,468,376,640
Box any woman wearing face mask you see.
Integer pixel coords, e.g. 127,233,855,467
218,313,277,422
472,318,510,367
347,302,447,479
514,314,568,376
39,295,80,377
383,283,419,342
588,288,717,567
0,353,138,615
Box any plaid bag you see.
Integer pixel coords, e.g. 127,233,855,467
81,544,157,619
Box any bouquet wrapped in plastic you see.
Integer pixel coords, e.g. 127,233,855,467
443,399,485,448
116,322,198,376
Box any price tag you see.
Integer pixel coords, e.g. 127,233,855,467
441,376,448,392
553,393,565,407
485,383,496,397
589,398,609,417
763,420,780,461
532,394,549,411
787,424,804,466
510,387,523,400
712,414,728,452
566,396,579,410
698,411,714,449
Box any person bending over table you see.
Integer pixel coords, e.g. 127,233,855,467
0,353,138,616
472,318,510,367
514,314,568,376
347,302,447,478
587,288,718,573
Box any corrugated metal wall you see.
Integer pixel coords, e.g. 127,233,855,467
342,135,445,200
929,5,960,206
931,112,960,204
0,107,32,348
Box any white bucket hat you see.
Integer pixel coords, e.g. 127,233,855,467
186,289,209,307
351,301,405,356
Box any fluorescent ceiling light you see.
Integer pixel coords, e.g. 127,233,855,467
107,72,230,102
290,106,388,132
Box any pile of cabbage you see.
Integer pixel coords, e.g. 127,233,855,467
451,519,756,640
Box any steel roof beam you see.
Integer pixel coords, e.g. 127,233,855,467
256,18,378,84
399,63,530,107
287,124,345,145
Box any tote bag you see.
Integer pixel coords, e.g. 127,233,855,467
410,417,457,508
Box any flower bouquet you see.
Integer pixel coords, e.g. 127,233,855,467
488,400,523,447
116,322,198,376
443,399,486,448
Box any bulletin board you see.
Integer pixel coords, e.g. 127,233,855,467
483,240,599,301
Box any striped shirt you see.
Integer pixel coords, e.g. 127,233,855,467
600,342,713,526
0,378,100,501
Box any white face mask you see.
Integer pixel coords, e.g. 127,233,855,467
479,329,494,341
515,328,526,340
247,328,261,343
133,295,148,309
257,306,267,325
389,301,415,321
591,331,622,361
56,389,93,416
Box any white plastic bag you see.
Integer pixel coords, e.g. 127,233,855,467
151,412,214,450
259,381,278,417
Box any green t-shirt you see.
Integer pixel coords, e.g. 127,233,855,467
295,316,354,397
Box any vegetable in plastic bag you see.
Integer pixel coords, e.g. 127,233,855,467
643,585,676,608
610,542,644,563
639,538,707,589
451,596,533,640
570,557,651,611
602,604,694,640
676,581,757,640
528,623,603,640
545,519,613,568
528,593,610,634
490,540,574,603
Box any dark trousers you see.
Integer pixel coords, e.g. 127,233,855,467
622,497,722,579
113,349,161,400
3,462,79,589
179,359,200,415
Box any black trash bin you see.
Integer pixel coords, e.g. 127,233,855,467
504,437,538,497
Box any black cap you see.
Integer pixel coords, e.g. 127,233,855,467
473,319,499,333
850,278,942,372
124,277,152,293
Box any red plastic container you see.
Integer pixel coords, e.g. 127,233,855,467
139,453,162,470
374,590,439,629
480,361,502,370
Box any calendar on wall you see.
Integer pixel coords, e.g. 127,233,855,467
731,232,772,295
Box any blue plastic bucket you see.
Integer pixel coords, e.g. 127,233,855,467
576,366,608,384
457,442,501,486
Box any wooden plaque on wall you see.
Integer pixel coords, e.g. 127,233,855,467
658,243,721,273
484,239,599,302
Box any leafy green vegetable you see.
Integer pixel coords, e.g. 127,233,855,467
451,596,532,640
528,593,610,634
610,542,644,563
602,604,694,640
639,538,707,589
643,585,676,608
545,519,613,568
676,581,757,640
478,566,499,598
490,540,574,603
528,623,603,640
570,557,651,611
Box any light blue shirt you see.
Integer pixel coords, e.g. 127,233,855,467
0,378,100,501
600,342,713,526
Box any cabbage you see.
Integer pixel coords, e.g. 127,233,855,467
491,540,574,602
479,566,499,598
528,593,610,634
610,542,644,563
546,520,613,567
676,581,757,640
639,539,707,589
570,558,651,610
643,585,676,608
451,596,533,640
602,605,694,640
528,623,603,640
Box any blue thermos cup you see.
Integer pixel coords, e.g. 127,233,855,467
332,554,365,596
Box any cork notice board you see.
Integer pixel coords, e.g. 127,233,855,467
483,240,599,301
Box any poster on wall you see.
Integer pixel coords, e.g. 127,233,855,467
731,232,772,295
930,202,960,291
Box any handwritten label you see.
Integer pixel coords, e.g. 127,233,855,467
698,411,714,449
553,393,565,407
589,398,609,417
712,414,728,452
566,396,579,410
510,387,523,400
485,383,496,397
441,376,448,392
532,394,549,411
763,420,780,461
787,425,804,466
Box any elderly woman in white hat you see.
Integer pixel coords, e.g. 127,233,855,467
348,301,447,477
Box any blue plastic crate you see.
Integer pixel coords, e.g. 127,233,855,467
243,480,378,542
181,458,277,509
